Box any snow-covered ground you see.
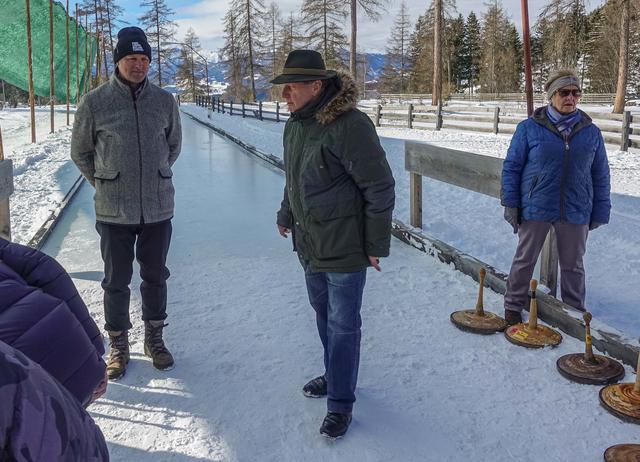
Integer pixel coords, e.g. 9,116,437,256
181,104,640,341
3,104,640,461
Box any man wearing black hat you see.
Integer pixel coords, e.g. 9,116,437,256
273,50,395,439
71,26,181,381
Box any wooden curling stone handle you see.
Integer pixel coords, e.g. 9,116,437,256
528,279,538,330
583,312,596,363
475,267,486,316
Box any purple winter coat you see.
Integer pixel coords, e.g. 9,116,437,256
0,340,109,461
0,237,106,406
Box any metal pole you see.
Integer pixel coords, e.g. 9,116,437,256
66,0,70,125
0,125,4,161
521,0,534,116
26,0,36,143
84,14,90,93
76,5,80,102
50,0,55,133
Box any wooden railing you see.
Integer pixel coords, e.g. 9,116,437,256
380,92,621,105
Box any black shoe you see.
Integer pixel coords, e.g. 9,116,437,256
320,412,352,439
302,375,327,398
504,309,523,326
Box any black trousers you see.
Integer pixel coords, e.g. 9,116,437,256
96,220,172,332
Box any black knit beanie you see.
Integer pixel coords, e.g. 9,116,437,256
113,27,152,64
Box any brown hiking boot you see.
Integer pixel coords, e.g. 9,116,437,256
106,330,129,380
504,309,523,326
144,320,175,371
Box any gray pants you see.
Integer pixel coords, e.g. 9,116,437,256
505,220,589,313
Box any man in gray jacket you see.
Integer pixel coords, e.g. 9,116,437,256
71,27,181,380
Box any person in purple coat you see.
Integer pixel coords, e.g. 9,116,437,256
0,237,107,406
0,340,109,461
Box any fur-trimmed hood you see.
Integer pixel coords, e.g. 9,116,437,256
315,71,359,125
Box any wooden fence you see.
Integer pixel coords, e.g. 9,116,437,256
195,95,638,151
381,93,620,105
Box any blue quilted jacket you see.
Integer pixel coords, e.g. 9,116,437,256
501,106,611,225
0,238,106,406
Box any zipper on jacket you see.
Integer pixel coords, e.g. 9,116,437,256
133,99,144,223
559,134,570,220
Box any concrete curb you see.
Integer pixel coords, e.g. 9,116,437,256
185,109,640,368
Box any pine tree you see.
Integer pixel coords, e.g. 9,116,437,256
379,1,412,93
460,11,481,95
300,0,348,69
139,0,178,88
444,13,465,93
174,28,206,101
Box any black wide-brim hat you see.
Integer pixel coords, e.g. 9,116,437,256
270,50,337,84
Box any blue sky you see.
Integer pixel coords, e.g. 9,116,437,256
120,0,603,56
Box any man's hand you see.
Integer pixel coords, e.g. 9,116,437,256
503,207,521,234
369,256,381,271
278,224,291,238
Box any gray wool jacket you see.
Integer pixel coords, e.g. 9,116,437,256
70,74,182,225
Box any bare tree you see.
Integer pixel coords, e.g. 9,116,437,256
613,0,630,113
379,1,412,93
348,0,386,80
139,0,178,88
301,0,348,68
175,28,206,100
231,0,265,101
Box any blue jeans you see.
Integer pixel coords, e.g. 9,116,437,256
304,269,367,414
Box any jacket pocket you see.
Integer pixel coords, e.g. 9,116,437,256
528,174,543,198
93,170,120,217
307,203,363,259
158,167,175,212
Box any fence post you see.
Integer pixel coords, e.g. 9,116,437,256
375,104,381,127
435,101,443,131
259,101,263,121
408,103,413,129
493,107,500,134
222,99,225,114
230,101,233,116
621,111,631,152
410,172,422,229
242,100,245,118
276,101,280,122
176,94,180,106
539,229,559,297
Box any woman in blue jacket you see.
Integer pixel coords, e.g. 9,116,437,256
501,69,611,325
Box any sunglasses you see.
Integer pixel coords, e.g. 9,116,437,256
557,89,582,98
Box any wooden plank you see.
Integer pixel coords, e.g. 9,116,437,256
443,121,496,133
410,172,422,228
405,141,503,198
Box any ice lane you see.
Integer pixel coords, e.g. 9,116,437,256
41,113,638,462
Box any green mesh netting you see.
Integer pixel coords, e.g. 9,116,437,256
0,0,96,104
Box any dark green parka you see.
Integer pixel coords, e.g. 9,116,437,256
276,72,395,272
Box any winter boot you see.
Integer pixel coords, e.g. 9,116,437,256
144,320,174,371
303,375,327,398
504,309,523,326
106,330,129,380
320,412,352,439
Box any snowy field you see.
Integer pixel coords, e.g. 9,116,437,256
33,114,640,461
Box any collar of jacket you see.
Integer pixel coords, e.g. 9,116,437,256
111,72,149,100
531,105,592,139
